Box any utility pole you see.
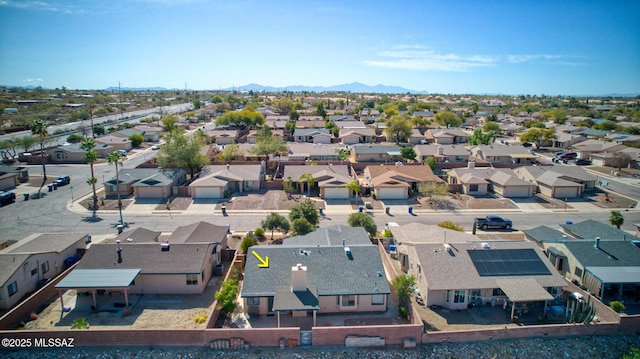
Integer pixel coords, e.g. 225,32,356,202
118,81,124,121
89,101,94,138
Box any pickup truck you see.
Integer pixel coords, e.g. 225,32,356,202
475,215,513,230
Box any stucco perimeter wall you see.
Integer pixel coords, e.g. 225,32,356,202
422,323,620,344
312,324,423,346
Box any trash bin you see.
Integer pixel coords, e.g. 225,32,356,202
52,183,58,190
23,193,30,201
385,206,390,215
359,205,363,212
408,206,413,214
319,207,323,215
117,224,124,234
48,185,53,192
214,264,224,276
221,205,227,216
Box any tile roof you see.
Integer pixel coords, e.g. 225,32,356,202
241,244,389,298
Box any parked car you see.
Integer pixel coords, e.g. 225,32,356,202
53,175,71,186
117,149,127,156
575,158,592,166
150,145,160,150
474,215,513,230
0,191,16,206
556,152,577,160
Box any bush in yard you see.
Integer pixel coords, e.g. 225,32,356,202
215,279,239,313
610,301,625,313
71,317,89,329
437,220,464,232
254,227,266,241
240,235,255,253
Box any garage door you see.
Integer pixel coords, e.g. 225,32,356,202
375,187,406,200
553,186,579,198
135,187,166,199
194,187,222,199
323,187,349,199
503,186,532,198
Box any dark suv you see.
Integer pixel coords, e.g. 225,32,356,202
575,158,592,166
53,175,71,186
0,192,16,206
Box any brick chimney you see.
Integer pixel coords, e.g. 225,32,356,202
291,263,307,292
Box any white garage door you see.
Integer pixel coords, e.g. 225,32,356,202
194,187,222,199
503,186,532,198
324,187,349,199
375,187,406,200
553,186,579,198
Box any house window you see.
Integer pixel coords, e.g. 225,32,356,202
8,281,18,297
453,290,465,303
41,261,49,274
574,267,583,279
469,184,479,192
445,290,450,302
371,294,384,305
186,274,198,285
201,270,205,282
341,295,356,307
31,268,38,276
247,297,260,306
492,288,505,296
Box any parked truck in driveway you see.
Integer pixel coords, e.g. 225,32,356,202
475,215,513,230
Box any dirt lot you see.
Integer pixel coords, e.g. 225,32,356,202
78,188,134,211
23,281,221,330
415,194,517,210
215,190,325,211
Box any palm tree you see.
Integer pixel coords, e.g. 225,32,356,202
299,173,315,197
80,138,98,211
346,179,360,205
31,119,49,196
107,151,124,226
609,210,624,229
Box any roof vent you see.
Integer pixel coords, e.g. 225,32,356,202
481,242,491,249
444,243,452,253
126,237,133,242
594,237,601,250
344,246,353,260
161,241,170,251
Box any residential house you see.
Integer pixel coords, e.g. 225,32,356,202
571,139,626,160
513,165,596,198
133,125,163,142
282,225,372,247
104,168,160,198
48,143,114,163
350,144,402,163
265,116,290,130
363,164,443,199
0,165,28,184
414,144,470,164
246,129,285,144
283,164,353,199
552,132,587,149
499,123,524,137
424,128,468,145
408,129,425,145
189,164,264,199
167,221,229,263
132,168,187,199
0,169,19,191
0,233,90,309
338,128,376,145
399,240,566,314
295,119,326,129
447,165,534,197
95,135,133,152
471,144,537,165
293,128,332,144
207,130,239,145
286,143,347,162
111,128,144,141
335,121,367,129
329,115,357,122
241,226,390,326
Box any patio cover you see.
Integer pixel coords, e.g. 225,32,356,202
272,286,319,312
496,278,554,302
56,269,141,289
587,266,640,284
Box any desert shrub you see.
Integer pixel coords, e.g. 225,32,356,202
437,220,464,232
610,301,625,313
71,317,89,329
240,235,255,254
383,229,393,238
254,227,266,241
194,314,208,324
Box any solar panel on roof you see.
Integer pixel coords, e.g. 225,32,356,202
468,249,551,276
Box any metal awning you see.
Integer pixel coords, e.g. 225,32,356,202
56,269,141,289
547,246,567,258
587,266,640,284
496,278,554,302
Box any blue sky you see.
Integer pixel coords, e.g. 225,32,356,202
1,0,639,95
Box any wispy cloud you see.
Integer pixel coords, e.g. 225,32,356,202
0,0,86,13
365,45,583,71
22,78,44,84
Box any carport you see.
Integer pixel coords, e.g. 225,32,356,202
55,269,140,310
583,266,640,303
496,278,554,321
272,286,319,328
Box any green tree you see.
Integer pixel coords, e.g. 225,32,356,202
15,135,37,152
192,98,202,109
391,274,416,304
240,235,255,253
482,121,500,133
128,133,144,147
250,135,288,160
385,115,413,143
468,128,496,146
157,134,209,178
621,347,640,359
434,111,462,128
289,198,319,226
519,128,556,149
107,151,125,226
346,179,360,204
299,172,315,196
347,212,377,237
316,102,327,118
438,220,464,232
291,218,315,235
218,143,243,162
216,108,265,129
424,157,436,170
274,98,294,115
612,152,632,171
471,103,480,116
0,139,17,160
93,125,105,136
418,182,449,200
162,115,180,136
283,176,294,199
31,119,49,195
400,146,417,162
261,212,291,239
66,133,84,143
215,279,239,313
542,109,568,124
609,210,624,229
80,138,99,212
